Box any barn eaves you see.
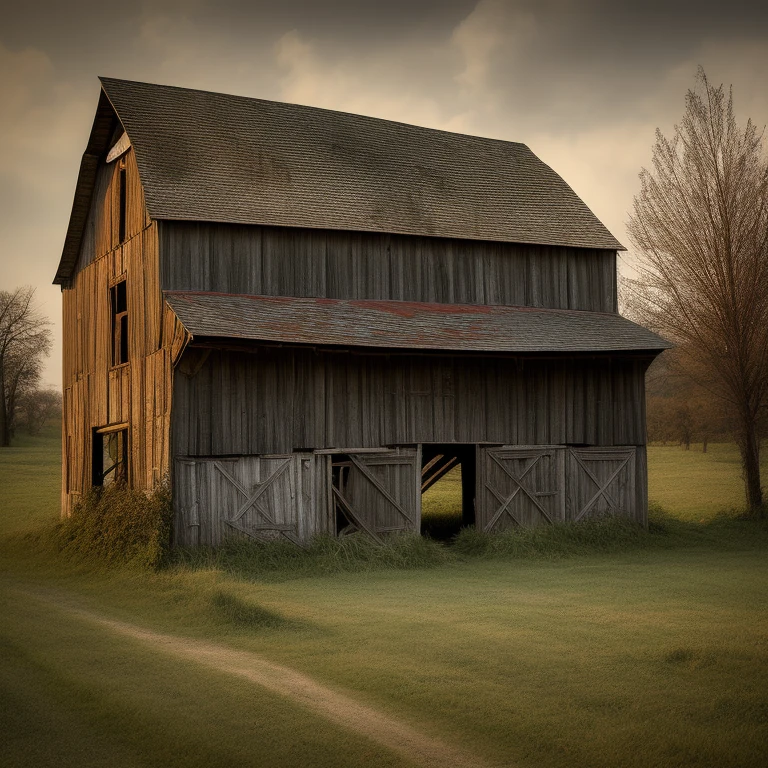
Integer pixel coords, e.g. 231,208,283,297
165,292,671,354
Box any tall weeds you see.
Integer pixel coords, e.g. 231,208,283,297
57,482,172,569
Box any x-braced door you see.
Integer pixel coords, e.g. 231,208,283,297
566,448,636,521
331,448,421,542
476,446,565,531
174,454,325,547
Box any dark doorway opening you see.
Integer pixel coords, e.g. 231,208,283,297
420,444,476,540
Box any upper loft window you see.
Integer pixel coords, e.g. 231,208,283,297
106,132,131,245
111,279,128,366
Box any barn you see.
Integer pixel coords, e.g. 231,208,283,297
54,77,669,546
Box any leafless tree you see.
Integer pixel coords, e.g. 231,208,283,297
628,68,768,514
0,287,53,446
19,387,62,436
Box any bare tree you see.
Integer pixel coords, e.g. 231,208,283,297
628,68,768,514
19,387,62,436
0,287,53,446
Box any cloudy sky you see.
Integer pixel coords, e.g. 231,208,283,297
2,0,767,386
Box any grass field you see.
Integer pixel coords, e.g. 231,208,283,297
2,432,767,767
648,442,768,521
421,443,768,527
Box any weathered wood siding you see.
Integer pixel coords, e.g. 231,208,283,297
73,147,152,273
332,448,422,540
476,444,647,528
159,222,618,312
173,453,329,547
171,347,651,457
172,447,423,548
61,148,185,515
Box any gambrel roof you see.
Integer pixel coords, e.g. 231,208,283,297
165,292,671,354
55,77,623,283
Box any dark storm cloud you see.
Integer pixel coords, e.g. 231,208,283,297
1,0,767,385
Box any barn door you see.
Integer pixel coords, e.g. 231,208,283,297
174,453,327,547
331,448,421,542
566,448,636,521
476,446,565,531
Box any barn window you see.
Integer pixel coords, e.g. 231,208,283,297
111,279,128,365
92,426,128,487
118,162,127,243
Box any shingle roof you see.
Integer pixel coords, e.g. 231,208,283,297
99,77,622,249
165,292,670,354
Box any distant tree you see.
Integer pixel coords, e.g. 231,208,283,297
628,68,768,514
644,349,728,450
0,287,53,446
19,387,62,436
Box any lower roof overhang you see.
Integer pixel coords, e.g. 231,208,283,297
165,291,672,357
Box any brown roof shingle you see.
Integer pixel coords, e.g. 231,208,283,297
165,292,670,354
99,77,623,251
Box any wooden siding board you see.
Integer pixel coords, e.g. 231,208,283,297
61,149,169,516
160,222,617,313
171,348,650,458
173,454,328,546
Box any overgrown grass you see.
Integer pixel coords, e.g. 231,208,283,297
172,530,452,580
56,482,173,569
167,508,768,580
452,513,651,558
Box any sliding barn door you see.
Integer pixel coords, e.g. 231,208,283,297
566,448,636,521
174,453,328,547
476,446,566,531
331,448,421,541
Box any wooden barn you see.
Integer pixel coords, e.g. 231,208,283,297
54,77,669,546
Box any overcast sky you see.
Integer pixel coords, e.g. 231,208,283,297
2,0,767,386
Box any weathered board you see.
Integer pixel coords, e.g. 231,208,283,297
60,147,185,516
565,447,637,522
477,445,641,530
159,221,618,313
171,347,652,457
332,448,421,541
173,453,329,547
477,446,566,531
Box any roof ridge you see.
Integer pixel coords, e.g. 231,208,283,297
97,76,530,149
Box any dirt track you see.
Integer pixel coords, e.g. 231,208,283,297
31,593,496,768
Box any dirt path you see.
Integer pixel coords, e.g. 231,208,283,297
27,592,497,768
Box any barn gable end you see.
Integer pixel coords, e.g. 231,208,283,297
58,100,185,515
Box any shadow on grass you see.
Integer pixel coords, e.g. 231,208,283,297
209,590,298,630
646,502,768,550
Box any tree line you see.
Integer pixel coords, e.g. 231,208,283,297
0,286,59,446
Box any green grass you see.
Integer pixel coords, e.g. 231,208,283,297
0,419,61,534
421,465,463,539
1,429,767,767
648,442,768,520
